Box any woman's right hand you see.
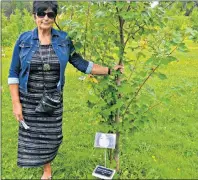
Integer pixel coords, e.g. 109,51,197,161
12,102,23,122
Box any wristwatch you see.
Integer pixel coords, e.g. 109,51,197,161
108,68,111,75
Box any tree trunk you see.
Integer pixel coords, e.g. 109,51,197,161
184,2,198,16
114,7,125,172
84,3,91,58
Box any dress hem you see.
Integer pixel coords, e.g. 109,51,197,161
17,153,57,168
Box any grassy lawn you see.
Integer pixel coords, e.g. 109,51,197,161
1,40,198,179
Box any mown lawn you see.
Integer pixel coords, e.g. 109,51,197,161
1,40,198,179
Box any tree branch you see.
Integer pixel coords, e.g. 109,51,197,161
126,5,131,12
164,2,175,10
124,23,146,47
123,64,160,118
141,93,175,117
83,3,91,58
166,37,186,56
135,65,160,98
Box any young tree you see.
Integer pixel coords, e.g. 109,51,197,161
71,1,197,172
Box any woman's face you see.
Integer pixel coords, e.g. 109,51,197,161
34,8,55,30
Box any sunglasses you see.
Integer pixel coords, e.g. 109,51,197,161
36,11,56,19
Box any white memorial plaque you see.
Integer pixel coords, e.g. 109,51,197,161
92,165,116,180
94,132,116,149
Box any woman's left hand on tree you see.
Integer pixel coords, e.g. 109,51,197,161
113,64,124,74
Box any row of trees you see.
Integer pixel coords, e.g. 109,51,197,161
2,1,198,47
2,1,198,17
2,0,198,175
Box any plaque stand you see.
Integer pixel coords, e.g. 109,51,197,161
92,132,116,179
104,149,107,167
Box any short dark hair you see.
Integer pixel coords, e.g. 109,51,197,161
33,1,58,15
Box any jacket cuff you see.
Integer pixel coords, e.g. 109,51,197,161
8,77,19,84
85,61,94,74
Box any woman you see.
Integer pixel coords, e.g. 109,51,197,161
8,1,123,179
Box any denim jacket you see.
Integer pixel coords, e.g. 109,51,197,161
8,27,93,93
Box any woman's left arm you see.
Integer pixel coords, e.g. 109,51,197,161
91,64,124,75
68,37,124,75
68,52,124,75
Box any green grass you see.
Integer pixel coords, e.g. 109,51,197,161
1,40,198,179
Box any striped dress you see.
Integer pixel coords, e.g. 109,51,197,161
18,44,63,167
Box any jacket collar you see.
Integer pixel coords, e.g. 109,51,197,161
32,27,59,40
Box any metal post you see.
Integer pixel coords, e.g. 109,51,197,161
104,149,107,167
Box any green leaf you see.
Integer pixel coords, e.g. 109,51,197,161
172,37,182,44
177,43,189,52
116,2,126,9
110,100,124,111
146,86,156,97
145,56,157,65
118,83,132,94
161,97,170,105
74,41,83,49
186,2,195,9
136,51,146,60
133,119,144,129
161,56,177,65
139,71,147,78
185,27,194,36
95,11,106,18
157,73,167,80
138,95,151,106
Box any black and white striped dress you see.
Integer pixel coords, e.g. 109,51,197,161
18,44,63,167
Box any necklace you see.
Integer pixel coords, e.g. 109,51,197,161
39,42,51,71
43,47,51,71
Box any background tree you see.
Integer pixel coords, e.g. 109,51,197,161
2,0,32,17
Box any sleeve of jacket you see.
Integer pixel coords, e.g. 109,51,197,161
8,36,21,84
68,38,93,74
